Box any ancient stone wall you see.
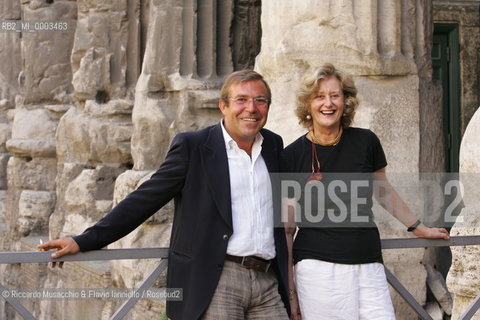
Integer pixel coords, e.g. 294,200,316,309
0,0,477,319
447,107,480,320
433,0,480,134
256,1,432,317
0,0,262,318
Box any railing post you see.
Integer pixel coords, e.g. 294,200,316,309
110,260,168,320
0,283,36,320
384,267,434,320
459,294,480,320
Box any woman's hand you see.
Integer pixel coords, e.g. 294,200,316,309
412,225,450,240
290,289,302,320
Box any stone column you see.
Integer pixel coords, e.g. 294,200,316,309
446,108,480,320
0,0,21,248
256,1,435,318
109,0,237,317
0,1,77,318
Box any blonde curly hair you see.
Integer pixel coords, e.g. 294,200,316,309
296,63,358,129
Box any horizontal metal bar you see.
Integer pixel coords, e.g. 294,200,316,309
1,236,479,264
0,247,169,264
381,236,480,249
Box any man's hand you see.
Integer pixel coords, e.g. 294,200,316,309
37,237,80,268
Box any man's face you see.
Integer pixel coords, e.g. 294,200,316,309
219,80,269,147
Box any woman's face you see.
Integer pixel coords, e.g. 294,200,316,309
309,76,345,130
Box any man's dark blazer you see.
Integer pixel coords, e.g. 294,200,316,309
73,123,290,320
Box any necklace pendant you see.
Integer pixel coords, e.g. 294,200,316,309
307,172,323,183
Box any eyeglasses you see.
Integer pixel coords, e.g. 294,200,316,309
229,97,270,107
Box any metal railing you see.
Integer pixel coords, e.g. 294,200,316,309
1,236,480,320
382,236,480,320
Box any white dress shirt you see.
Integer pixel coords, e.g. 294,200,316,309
221,121,276,260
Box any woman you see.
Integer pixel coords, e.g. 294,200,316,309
282,63,449,320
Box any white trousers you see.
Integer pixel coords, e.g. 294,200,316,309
295,259,396,320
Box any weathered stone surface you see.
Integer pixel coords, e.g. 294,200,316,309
131,85,221,171
6,140,56,158
77,0,127,13
44,104,71,115
257,1,417,78
0,154,9,190
425,263,453,315
11,108,58,139
17,190,55,236
62,169,102,235
4,186,21,242
111,169,152,205
130,89,175,171
71,0,128,101
84,99,133,117
48,162,84,239
0,31,21,104
6,107,58,157
0,0,21,20
0,190,6,225
231,0,261,70
61,165,125,236
7,156,57,191
418,1,445,174
447,107,480,320
128,0,226,171
447,214,480,320
72,47,112,101
0,0,21,106
433,2,480,135
22,1,77,104
458,109,480,186
0,123,12,153
56,105,133,165
426,301,444,320
356,76,420,172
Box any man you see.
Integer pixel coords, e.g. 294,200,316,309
39,70,290,319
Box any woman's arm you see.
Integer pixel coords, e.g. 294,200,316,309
284,198,302,320
373,168,450,239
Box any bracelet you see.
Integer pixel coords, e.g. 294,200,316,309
289,289,297,298
407,219,421,232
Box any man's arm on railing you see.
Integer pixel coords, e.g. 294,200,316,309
37,237,80,268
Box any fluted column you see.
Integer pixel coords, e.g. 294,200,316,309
256,1,434,319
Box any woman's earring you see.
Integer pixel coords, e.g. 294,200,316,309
342,113,346,117
306,114,312,120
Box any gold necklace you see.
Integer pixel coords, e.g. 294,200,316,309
310,127,343,146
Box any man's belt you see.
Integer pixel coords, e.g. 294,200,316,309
225,254,272,272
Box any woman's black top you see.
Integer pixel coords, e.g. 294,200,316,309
281,127,387,264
